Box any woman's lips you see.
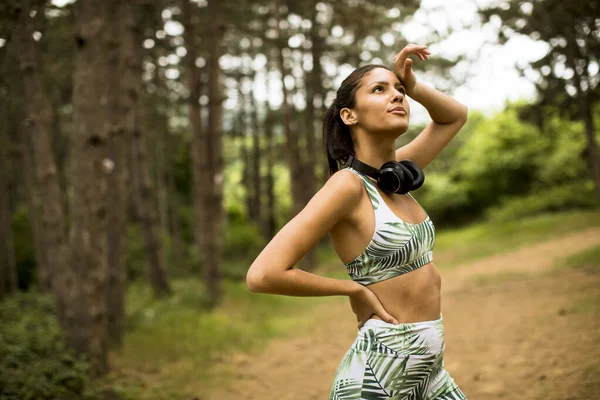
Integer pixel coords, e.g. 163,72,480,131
390,107,406,115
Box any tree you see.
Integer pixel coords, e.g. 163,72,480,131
70,0,110,374
480,0,600,203
14,0,74,333
203,0,226,303
105,0,127,346
122,1,171,297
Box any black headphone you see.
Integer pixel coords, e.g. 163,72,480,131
346,155,425,194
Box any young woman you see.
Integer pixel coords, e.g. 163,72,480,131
247,44,468,399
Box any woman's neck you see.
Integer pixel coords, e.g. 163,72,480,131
353,135,396,168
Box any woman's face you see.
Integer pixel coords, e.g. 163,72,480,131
349,67,410,136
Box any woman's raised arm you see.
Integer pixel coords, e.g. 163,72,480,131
392,45,468,168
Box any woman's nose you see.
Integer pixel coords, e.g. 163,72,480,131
392,91,403,103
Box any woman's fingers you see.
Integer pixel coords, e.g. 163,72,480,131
404,58,413,73
394,45,431,63
377,307,399,325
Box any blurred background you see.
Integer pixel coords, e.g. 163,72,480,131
0,0,598,399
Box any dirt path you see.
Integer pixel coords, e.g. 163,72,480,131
205,228,600,400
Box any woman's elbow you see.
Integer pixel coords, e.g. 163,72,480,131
246,267,269,293
458,104,468,124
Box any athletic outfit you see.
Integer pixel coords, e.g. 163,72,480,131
329,167,466,400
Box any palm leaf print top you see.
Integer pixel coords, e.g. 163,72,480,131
344,167,436,286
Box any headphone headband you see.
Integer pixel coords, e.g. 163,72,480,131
346,155,380,180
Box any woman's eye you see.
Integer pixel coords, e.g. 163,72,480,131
373,86,383,92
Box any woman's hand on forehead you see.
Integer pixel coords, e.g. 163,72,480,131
393,44,430,96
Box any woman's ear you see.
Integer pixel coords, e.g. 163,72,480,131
340,107,357,126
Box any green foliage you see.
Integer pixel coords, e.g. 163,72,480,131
124,224,147,282
413,172,471,225
534,111,588,186
554,244,600,274
223,221,266,280
0,293,111,400
486,181,596,222
456,107,547,205
414,103,596,226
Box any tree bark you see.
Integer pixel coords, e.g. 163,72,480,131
273,3,304,218
0,139,18,294
236,78,256,221
14,0,74,338
180,0,208,278
308,0,327,184
20,131,49,291
106,0,127,346
249,70,263,226
154,121,169,240
71,0,109,374
263,64,277,239
122,1,171,297
204,0,225,304
165,131,183,266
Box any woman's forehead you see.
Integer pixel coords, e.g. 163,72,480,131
362,68,401,86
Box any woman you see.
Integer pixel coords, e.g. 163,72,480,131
247,43,468,399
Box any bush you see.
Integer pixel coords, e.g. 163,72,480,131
0,293,106,400
222,221,266,280
485,181,597,222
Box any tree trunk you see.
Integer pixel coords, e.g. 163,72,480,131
105,0,127,346
263,66,277,239
308,0,327,183
122,1,171,297
236,79,256,221
20,131,49,291
15,0,74,341
249,70,263,227
165,133,183,266
565,26,600,205
581,96,600,204
204,0,225,304
273,3,304,218
180,0,208,277
0,140,18,294
71,0,109,374
154,121,169,240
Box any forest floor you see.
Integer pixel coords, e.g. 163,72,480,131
202,227,600,400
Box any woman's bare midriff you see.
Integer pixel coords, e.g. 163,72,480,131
368,262,442,324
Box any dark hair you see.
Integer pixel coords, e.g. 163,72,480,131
323,64,395,175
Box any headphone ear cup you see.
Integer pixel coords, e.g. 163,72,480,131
399,160,425,191
379,161,413,194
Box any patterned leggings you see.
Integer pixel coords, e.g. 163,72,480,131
329,317,466,400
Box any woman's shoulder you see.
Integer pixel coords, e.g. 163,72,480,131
320,168,365,203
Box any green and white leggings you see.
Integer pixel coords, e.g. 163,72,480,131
329,316,466,400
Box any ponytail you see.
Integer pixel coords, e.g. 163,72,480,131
323,103,354,176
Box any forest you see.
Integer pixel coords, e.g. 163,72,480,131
0,0,598,399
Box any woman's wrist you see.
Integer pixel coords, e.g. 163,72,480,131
406,81,424,102
347,281,365,296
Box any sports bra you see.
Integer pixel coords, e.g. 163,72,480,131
343,167,436,285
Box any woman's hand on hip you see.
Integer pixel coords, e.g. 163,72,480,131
393,44,430,96
349,284,398,328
